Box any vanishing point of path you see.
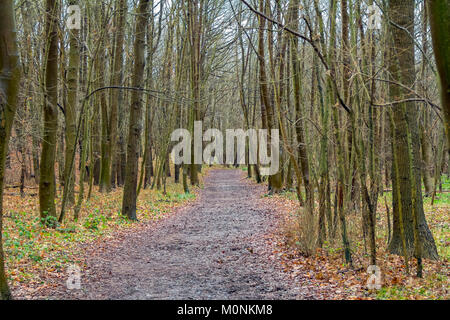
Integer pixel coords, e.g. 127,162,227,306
48,169,314,300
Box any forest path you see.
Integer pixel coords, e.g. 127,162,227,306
51,169,311,299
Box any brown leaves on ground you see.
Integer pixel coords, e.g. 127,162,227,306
255,185,449,300
4,168,212,299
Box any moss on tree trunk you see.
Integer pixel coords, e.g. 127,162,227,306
388,0,438,260
0,0,21,299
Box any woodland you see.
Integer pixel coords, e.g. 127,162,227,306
0,0,449,300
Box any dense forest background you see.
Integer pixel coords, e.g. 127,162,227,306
0,0,449,300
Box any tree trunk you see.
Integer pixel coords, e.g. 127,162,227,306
0,0,21,300
257,0,282,193
187,0,201,186
428,0,450,155
63,0,80,205
103,0,127,192
388,0,439,260
122,0,150,220
288,0,312,204
39,0,59,220
421,112,434,196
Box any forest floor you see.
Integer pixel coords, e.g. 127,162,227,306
6,168,449,300
255,170,450,300
5,169,204,299
9,169,326,299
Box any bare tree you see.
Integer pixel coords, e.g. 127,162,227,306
39,0,59,221
0,0,21,300
122,0,151,220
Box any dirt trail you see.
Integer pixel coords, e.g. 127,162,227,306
48,169,311,300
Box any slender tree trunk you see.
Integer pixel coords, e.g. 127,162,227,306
63,0,80,205
420,6,434,197
96,2,110,193
288,0,312,205
102,0,127,192
39,0,59,220
144,17,155,188
257,0,282,193
428,0,450,154
74,110,89,220
0,0,21,300
187,0,201,186
421,111,434,196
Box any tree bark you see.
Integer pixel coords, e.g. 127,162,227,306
257,0,282,193
39,0,59,220
122,0,150,220
0,0,21,300
102,0,127,193
428,0,450,155
187,0,202,186
388,0,439,260
63,0,80,205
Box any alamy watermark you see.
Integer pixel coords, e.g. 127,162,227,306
66,264,82,290
367,4,382,30
66,5,81,30
171,122,280,176
366,265,382,290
